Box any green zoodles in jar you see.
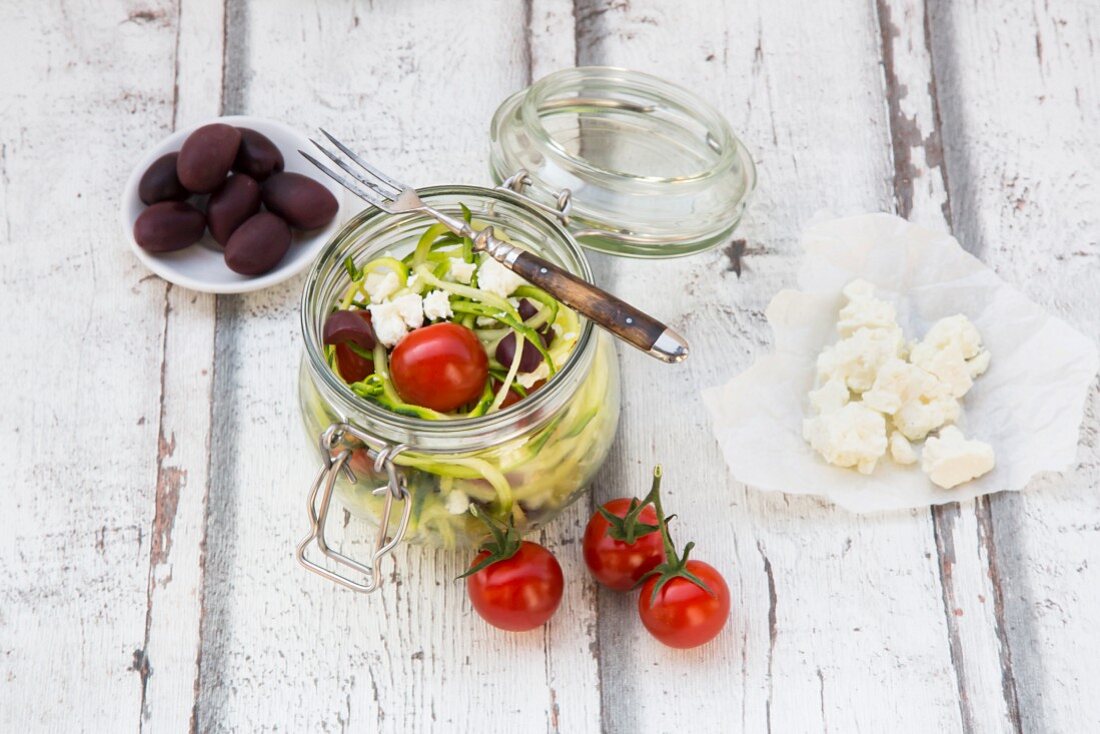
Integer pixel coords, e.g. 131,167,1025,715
299,190,620,548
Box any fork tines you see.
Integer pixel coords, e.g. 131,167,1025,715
299,130,410,213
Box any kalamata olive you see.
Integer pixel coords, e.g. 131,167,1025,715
261,172,338,230
133,201,206,252
207,174,261,245
518,298,538,321
138,153,189,205
323,309,376,351
232,128,284,181
176,123,242,193
495,330,551,373
224,212,291,275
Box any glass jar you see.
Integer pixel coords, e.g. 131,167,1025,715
298,187,621,561
490,66,756,257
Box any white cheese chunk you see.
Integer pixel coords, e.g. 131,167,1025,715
802,402,888,475
369,293,424,347
422,290,453,321
364,271,401,304
816,325,906,393
444,490,470,515
477,257,528,298
967,349,992,379
837,280,898,337
449,257,477,285
909,315,990,397
862,358,941,415
889,431,918,465
921,426,995,488
892,392,960,441
809,379,850,414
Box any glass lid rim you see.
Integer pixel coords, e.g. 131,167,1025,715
516,65,746,189
300,185,598,440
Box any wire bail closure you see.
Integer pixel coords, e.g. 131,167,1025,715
296,423,411,593
496,169,573,225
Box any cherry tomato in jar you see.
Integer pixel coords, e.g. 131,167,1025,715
390,323,488,412
583,498,665,591
638,559,730,649
466,541,564,632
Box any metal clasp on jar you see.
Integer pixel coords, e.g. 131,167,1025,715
496,169,573,225
295,422,411,593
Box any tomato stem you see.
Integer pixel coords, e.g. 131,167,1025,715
457,506,522,579
636,465,714,603
598,467,661,544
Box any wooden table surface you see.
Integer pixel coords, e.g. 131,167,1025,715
3,1,1098,732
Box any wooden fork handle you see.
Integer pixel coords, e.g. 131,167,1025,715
509,251,689,363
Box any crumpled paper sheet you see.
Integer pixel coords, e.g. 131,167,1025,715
703,213,1099,512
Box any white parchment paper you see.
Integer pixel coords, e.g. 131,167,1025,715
703,213,1099,512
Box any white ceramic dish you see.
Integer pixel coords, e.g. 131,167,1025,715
120,115,346,294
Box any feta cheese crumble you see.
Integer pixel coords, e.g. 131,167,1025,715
921,426,995,489
364,271,400,304
422,290,453,321
802,402,888,475
449,258,477,285
477,257,528,298
369,293,424,347
804,280,994,488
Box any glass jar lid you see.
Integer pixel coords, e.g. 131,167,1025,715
489,66,756,258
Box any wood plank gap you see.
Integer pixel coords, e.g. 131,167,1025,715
874,1,1016,730
138,283,178,729
930,503,976,734
975,496,1024,733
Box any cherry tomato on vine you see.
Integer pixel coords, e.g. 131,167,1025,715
466,541,563,631
638,559,730,649
583,497,665,591
462,509,563,631
390,322,488,412
633,465,731,649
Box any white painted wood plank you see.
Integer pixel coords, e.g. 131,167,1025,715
929,1,1100,730
574,1,965,731
0,1,180,730
139,0,223,730
875,2,1018,731
197,2,600,731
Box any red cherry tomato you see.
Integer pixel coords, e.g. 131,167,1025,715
334,343,372,382
390,323,488,412
583,499,665,591
466,541,564,631
638,560,730,649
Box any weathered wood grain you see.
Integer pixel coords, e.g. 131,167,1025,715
139,1,223,731
196,2,600,732
929,0,1100,730
574,1,966,731
0,1,182,730
876,2,1018,731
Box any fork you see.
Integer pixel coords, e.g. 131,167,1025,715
299,130,689,364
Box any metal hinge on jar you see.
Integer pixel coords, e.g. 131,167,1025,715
495,169,573,225
296,422,411,593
